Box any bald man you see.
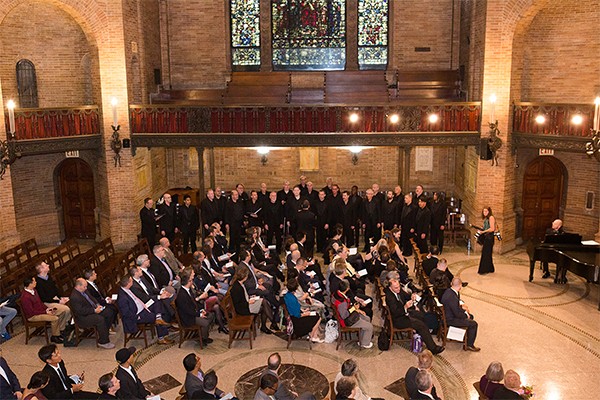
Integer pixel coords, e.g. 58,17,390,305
542,219,565,278
69,278,115,348
440,277,480,351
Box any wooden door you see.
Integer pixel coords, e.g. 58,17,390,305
59,159,96,239
522,156,564,240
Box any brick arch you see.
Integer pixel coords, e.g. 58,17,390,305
0,0,109,48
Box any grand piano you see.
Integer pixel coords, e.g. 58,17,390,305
527,233,600,309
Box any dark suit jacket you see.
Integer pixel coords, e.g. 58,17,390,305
440,288,468,324
175,287,200,328
130,278,158,304
115,365,150,400
86,281,108,306
401,202,417,232
410,390,441,400
179,204,200,233
239,262,260,296
0,357,22,399
405,367,438,399
415,206,432,236
230,281,251,316
200,198,219,228
140,206,157,242
41,361,75,399
140,269,161,291
158,202,177,235
149,255,175,288
492,386,524,400
117,288,143,334
296,209,316,241
69,289,99,320
191,390,220,399
384,287,412,329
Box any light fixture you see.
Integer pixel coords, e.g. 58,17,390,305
535,115,546,124
109,97,122,167
486,94,502,167
256,147,269,165
586,97,600,162
571,114,583,125
348,146,363,165
1,99,22,179
388,113,400,124
428,114,439,124
349,112,360,123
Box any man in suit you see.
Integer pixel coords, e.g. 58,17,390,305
191,371,229,399
286,186,305,238
385,279,444,355
200,189,219,239
158,192,178,242
175,268,214,344
441,277,480,351
429,192,447,254
0,349,22,399
263,191,285,253
140,197,158,248
183,353,224,398
245,190,264,228
82,268,118,328
492,370,525,399
149,245,178,288
129,265,174,324
339,191,357,247
404,350,439,399
361,188,381,252
159,237,184,273
314,190,330,254
260,352,297,400
97,373,120,399
382,190,400,230
225,190,245,253
69,278,115,349
400,193,417,256
115,347,152,400
254,374,279,400
38,344,96,399
179,194,200,252
295,200,316,257
415,195,432,254
412,370,441,400
116,276,172,345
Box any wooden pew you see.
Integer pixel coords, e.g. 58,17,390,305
151,89,225,105
324,70,390,104
222,72,291,105
393,70,461,100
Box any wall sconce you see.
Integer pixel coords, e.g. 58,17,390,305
586,97,600,162
109,97,122,167
348,146,362,165
1,99,22,179
349,112,360,124
256,147,269,165
571,114,583,125
535,115,546,124
388,113,400,124
428,113,439,124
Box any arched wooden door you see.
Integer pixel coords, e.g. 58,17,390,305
522,156,564,241
58,159,96,239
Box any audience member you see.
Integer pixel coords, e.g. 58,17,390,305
33,262,71,327
191,370,228,399
404,350,439,398
440,278,480,351
82,268,118,329
21,277,66,343
421,247,439,277
0,347,22,399
38,344,95,399
114,347,152,400
254,374,279,400
283,279,323,343
175,267,215,344
334,377,357,400
479,361,505,399
69,278,115,349
97,373,120,399
492,370,524,400
229,266,273,334
159,237,184,272
332,280,373,349
429,258,453,299
0,300,17,341
412,370,440,400
149,245,178,289
183,353,223,398
334,359,370,400
21,371,49,400
261,352,300,400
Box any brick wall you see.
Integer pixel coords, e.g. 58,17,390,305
0,1,100,107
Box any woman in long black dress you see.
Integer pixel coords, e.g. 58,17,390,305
477,207,496,274
283,278,323,342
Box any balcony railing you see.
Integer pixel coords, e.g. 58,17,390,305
513,102,594,136
4,106,100,140
129,103,481,134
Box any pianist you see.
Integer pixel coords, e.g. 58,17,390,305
542,219,565,278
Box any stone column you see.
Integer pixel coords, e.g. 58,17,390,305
196,147,205,197
345,0,359,70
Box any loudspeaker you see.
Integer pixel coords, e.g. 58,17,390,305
122,138,131,148
480,138,492,160
154,69,162,85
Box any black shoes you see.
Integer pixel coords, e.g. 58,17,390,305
542,271,551,279
51,336,64,344
269,323,280,332
466,345,481,352
432,346,445,355
218,327,229,335
203,337,213,344
260,326,273,335
462,282,469,287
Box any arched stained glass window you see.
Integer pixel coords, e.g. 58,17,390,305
358,0,388,69
16,59,39,108
272,0,346,70
230,0,261,70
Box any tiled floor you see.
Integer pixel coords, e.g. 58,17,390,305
2,246,599,399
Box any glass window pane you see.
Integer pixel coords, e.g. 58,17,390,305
272,0,346,70
16,59,39,108
358,0,388,69
230,0,261,68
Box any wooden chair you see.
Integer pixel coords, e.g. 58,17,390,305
67,303,100,347
17,300,50,345
175,385,188,400
473,381,489,399
172,302,203,349
332,301,361,350
281,303,312,350
221,293,254,349
435,302,468,350
382,303,415,348
329,381,336,400
117,307,156,348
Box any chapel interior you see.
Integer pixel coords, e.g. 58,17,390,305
0,0,599,399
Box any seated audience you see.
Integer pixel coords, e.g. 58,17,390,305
261,352,315,400
129,265,174,324
21,277,67,344
441,277,480,351
38,344,96,399
379,259,398,286
479,361,505,399
159,237,184,272
191,371,230,399
69,278,116,349
429,259,453,299
492,370,524,400
421,247,440,277
254,374,279,400
33,262,72,330
82,268,118,329
149,245,179,288
334,377,357,400
97,373,120,399
0,348,22,399
21,371,50,400
115,347,153,400
116,276,172,345
183,353,224,398
334,359,370,400
385,279,444,354
175,267,215,344
283,279,323,343
332,280,373,349
413,370,440,400
0,302,17,341
230,264,274,334
404,350,439,398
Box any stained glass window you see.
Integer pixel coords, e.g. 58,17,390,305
230,0,261,70
358,0,388,69
272,0,346,70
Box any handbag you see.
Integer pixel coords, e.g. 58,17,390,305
344,311,360,327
